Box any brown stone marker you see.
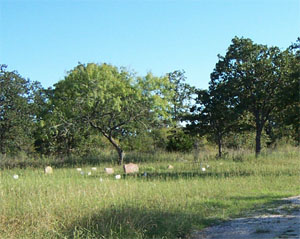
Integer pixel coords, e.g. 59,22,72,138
104,168,114,174
123,163,139,174
167,165,174,169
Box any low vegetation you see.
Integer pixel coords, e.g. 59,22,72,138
0,146,298,239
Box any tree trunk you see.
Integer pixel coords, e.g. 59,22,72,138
117,148,125,165
89,122,126,165
218,137,222,158
216,132,222,158
218,142,222,158
106,134,125,165
254,110,264,157
255,127,262,157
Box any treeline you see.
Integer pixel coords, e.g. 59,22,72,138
1,37,299,164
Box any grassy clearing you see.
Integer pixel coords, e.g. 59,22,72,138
0,147,299,238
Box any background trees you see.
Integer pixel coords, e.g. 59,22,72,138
0,65,41,155
206,37,291,156
186,86,239,157
185,37,298,157
1,37,298,160
167,70,195,126
277,38,300,145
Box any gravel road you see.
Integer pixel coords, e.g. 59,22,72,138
191,196,300,239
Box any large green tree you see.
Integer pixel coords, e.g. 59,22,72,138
0,65,41,155
52,63,171,164
211,37,291,156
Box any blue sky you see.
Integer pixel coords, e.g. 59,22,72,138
1,0,299,89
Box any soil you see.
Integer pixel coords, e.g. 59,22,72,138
191,196,300,239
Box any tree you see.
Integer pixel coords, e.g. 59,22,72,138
211,37,291,156
52,63,171,164
0,65,40,155
34,93,93,156
281,38,300,144
167,70,195,126
185,86,239,157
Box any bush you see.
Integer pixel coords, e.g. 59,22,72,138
166,129,195,152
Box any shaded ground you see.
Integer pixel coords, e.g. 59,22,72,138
191,196,300,239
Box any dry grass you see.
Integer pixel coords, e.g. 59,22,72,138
0,147,299,238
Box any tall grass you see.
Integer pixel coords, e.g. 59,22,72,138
0,147,299,238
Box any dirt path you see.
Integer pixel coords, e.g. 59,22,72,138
191,196,300,239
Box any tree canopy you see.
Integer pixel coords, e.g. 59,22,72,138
208,37,291,156
1,36,298,159
51,63,172,164
0,65,41,155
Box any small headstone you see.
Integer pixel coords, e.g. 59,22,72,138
104,168,114,174
45,166,53,174
76,168,82,172
115,174,121,179
123,163,139,174
201,167,206,172
13,174,19,179
167,165,174,169
88,171,92,176
91,167,97,171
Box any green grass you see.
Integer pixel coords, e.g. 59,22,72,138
0,147,299,238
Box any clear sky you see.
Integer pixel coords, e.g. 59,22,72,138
1,0,299,89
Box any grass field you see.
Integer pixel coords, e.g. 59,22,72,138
0,147,299,238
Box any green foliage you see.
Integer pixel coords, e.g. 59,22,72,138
167,70,195,126
121,131,157,152
166,128,195,152
1,37,298,160
208,37,292,156
0,65,41,155
275,38,300,144
34,89,96,156
224,130,269,150
186,85,240,157
51,63,172,164
149,128,170,151
120,128,171,153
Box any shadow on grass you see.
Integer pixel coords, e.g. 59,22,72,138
193,195,300,239
228,195,285,202
189,195,299,239
122,171,252,181
227,194,295,216
60,195,291,239
61,206,221,239
121,170,296,181
0,154,116,169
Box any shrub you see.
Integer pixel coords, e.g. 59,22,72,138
166,129,195,152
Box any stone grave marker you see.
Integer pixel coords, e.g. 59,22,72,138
104,168,114,174
45,166,53,174
123,163,139,174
